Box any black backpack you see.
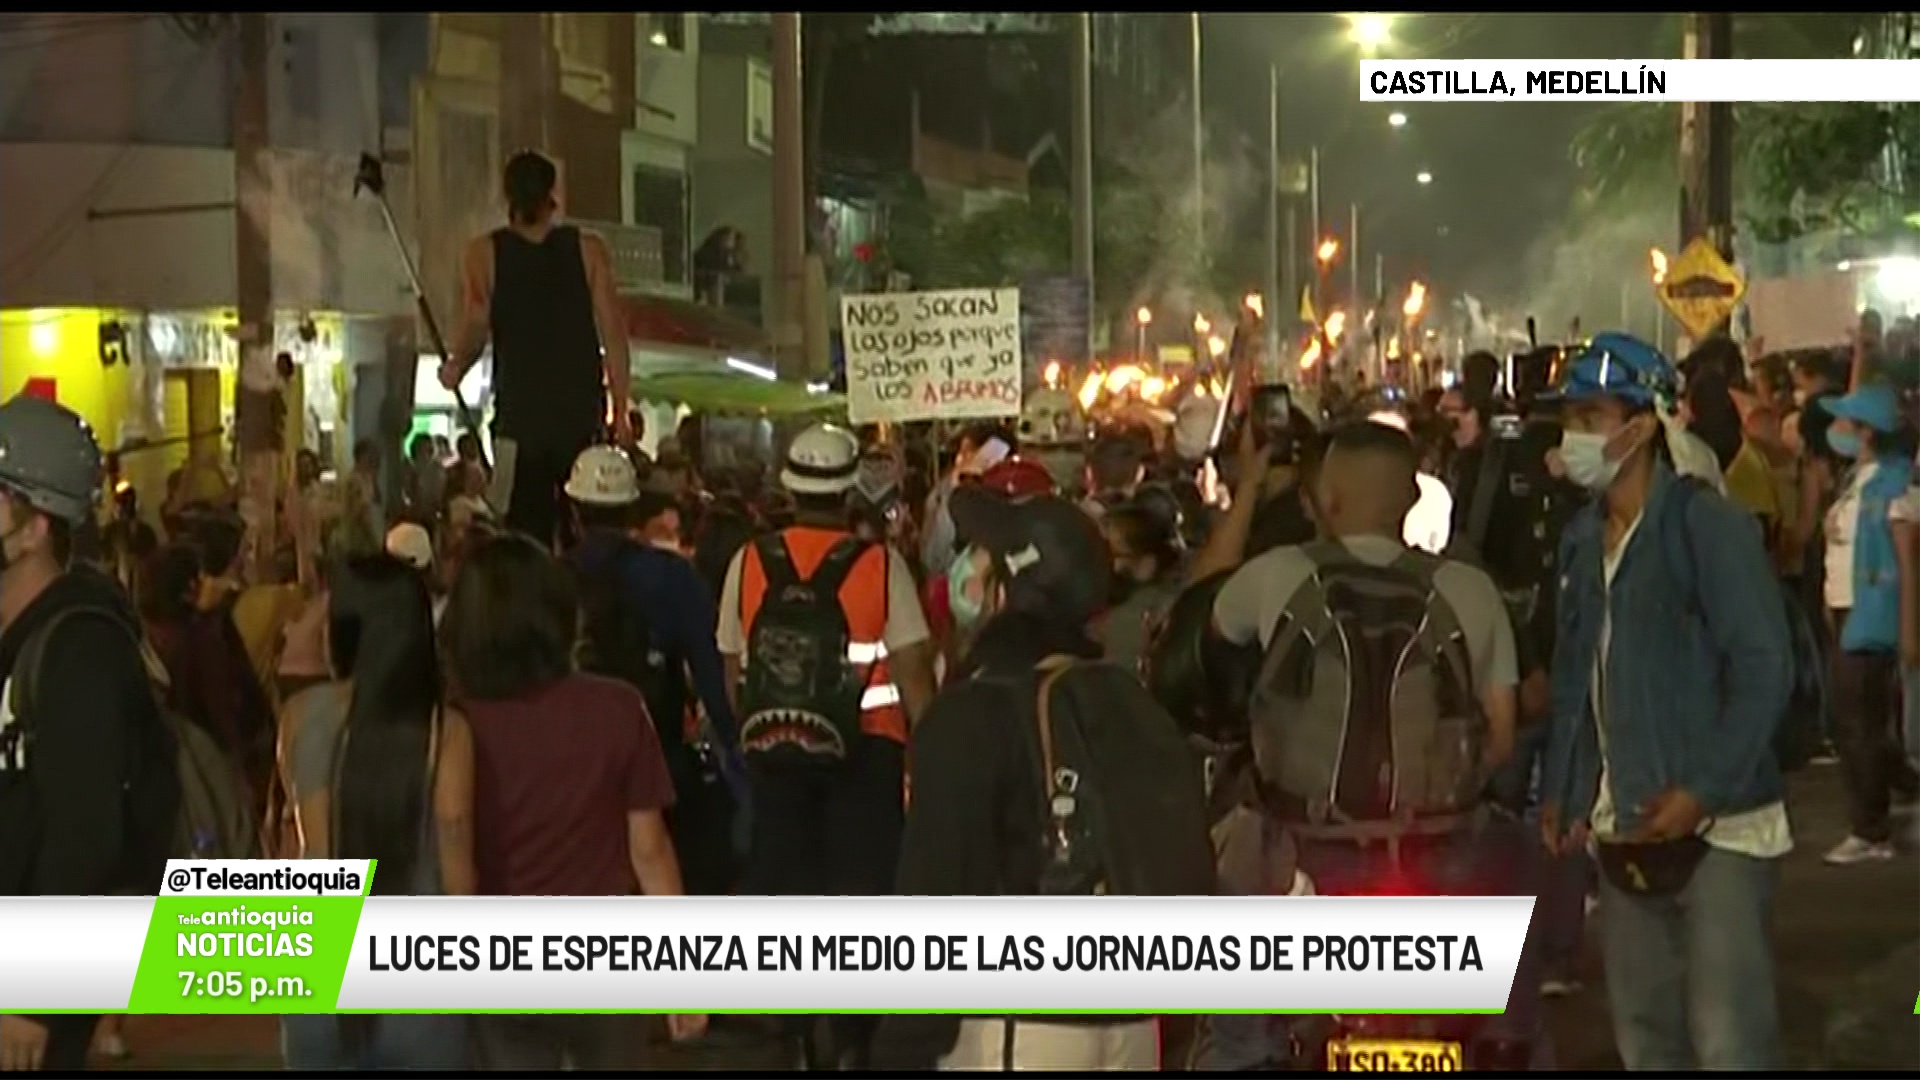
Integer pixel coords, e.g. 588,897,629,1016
7,607,252,876
1024,658,1216,896
575,544,683,746
737,534,872,768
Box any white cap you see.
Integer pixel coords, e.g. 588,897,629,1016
781,423,860,495
564,445,641,506
385,523,434,571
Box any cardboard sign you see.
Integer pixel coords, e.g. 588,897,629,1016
841,287,1022,424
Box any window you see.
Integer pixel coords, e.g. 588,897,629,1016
632,164,689,285
645,14,686,51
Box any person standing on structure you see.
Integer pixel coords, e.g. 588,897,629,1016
443,150,632,548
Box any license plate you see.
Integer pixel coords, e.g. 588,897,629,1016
1326,1038,1465,1072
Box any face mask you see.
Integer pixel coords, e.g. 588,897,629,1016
947,550,989,629
1559,431,1621,492
1827,428,1863,460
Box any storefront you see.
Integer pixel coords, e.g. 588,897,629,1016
0,306,356,519
410,352,493,459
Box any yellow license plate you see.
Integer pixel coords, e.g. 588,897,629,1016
1326,1038,1465,1073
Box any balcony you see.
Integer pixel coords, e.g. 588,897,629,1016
584,219,681,298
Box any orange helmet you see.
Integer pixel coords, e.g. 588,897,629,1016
978,456,1057,498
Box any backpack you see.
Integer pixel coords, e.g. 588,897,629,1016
575,543,682,745
1248,541,1485,826
737,534,872,768
1024,657,1215,896
1659,478,1825,772
9,606,257,865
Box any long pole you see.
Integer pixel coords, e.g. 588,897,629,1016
771,13,808,382
1348,202,1361,310
233,11,276,582
1190,13,1204,245
1308,146,1321,309
1069,12,1095,346
1264,63,1281,379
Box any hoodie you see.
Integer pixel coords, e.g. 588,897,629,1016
0,565,163,896
870,612,1129,1071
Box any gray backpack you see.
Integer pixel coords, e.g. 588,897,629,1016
1247,541,1485,827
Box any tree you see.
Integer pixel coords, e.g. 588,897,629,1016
1567,14,1916,241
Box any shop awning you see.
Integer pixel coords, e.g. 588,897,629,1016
630,369,842,416
620,293,767,355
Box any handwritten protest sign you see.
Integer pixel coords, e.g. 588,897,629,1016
841,288,1023,424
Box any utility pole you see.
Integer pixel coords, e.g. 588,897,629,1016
1190,13,1203,244
1069,13,1095,326
499,15,554,163
1679,12,1735,335
232,11,277,583
1308,147,1322,303
771,13,809,382
1263,64,1281,375
1348,202,1361,311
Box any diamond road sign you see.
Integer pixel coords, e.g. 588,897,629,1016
1657,237,1745,340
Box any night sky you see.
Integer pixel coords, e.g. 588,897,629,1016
1203,13,1667,302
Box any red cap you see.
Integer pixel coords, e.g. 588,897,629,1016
979,457,1057,498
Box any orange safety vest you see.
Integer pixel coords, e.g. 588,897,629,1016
739,526,906,744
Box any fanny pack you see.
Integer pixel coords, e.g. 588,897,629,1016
1595,834,1710,897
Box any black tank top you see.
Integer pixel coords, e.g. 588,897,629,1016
488,224,604,446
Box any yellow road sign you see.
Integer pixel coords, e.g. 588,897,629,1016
1657,237,1745,340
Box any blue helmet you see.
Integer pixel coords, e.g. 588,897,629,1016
1544,332,1678,408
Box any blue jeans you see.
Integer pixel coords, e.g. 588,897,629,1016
281,1013,468,1071
1599,846,1782,1070
1195,818,1550,1069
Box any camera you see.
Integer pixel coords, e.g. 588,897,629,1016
1252,384,1296,463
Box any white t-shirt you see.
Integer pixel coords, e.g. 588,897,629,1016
1590,513,1791,857
1403,472,1454,555
717,537,931,659
1823,462,1919,610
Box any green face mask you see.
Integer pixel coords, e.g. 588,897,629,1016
947,549,988,629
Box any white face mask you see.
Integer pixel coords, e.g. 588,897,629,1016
1558,430,1621,492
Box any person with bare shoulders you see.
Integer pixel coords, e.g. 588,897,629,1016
441,150,632,549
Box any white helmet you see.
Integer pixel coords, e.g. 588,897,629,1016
1018,387,1087,449
782,423,860,495
564,444,640,506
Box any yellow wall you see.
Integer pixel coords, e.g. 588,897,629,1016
0,308,129,447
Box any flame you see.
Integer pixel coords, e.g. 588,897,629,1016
1193,313,1212,335
1299,337,1323,369
1105,364,1142,394
1402,281,1427,320
1324,309,1348,345
1042,360,1061,389
1650,247,1668,285
1317,238,1340,263
1387,337,1402,360
1140,375,1168,402
1244,292,1264,319
1207,334,1227,358
1077,370,1103,411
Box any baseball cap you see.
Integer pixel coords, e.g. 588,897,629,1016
385,522,434,571
1826,382,1902,433
950,486,1110,623
1542,332,1677,409
979,457,1056,498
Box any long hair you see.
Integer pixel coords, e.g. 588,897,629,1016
328,554,439,897
440,531,578,702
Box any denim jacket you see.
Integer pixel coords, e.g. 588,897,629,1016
1838,454,1911,654
1543,465,1791,834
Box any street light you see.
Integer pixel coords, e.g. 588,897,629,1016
1135,306,1153,326
1388,111,1407,129
1415,170,1433,185
1135,305,1153,360
1344,13,1395,50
